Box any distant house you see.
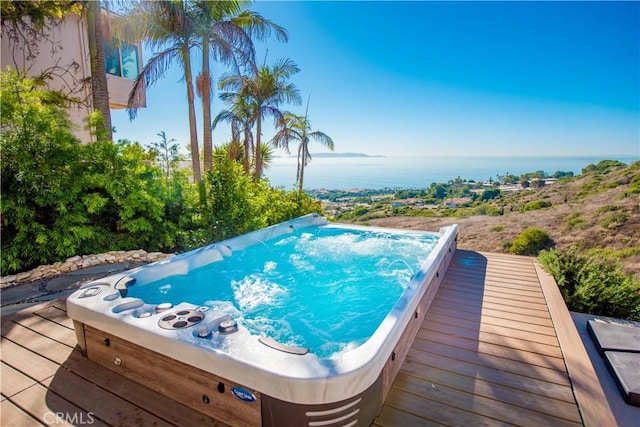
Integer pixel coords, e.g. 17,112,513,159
444,197,472,208
391,198,423,208
1,6,145,143
498,184,523,192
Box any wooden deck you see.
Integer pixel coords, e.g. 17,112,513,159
1,251,614,426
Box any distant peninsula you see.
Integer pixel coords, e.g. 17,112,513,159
310,152,385,158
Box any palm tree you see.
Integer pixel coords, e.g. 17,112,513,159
117,1,202,182
192,1,287,173
86,0,112,141
218,58,301,181
213,92,255,173
273,103,334,196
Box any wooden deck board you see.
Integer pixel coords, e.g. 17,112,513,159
1,398,45,427
1,362,38,400
373,250,607,427
1,250,614,426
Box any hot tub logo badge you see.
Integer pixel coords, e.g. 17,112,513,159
231,386,256,403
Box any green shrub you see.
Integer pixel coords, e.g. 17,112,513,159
522,200,552,211
509,227,552,255
1,71,323,275
474,204,503,216
491,226,504,232
599,212,629,229
564,213,588,230
202,159,321,243
1,71,97,274
582,160,627,174
480,188,501,201
565,217,588,230
596,205,619,214
625,172,640,196
538,247,640,320
353,206,369,217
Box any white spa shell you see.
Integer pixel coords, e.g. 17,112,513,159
67,215,458,405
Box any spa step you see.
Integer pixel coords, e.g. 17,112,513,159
586,318,640,407
604,351,640,407
586,319,640,356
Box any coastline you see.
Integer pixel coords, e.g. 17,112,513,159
266,155,638,191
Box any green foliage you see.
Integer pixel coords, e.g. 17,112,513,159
509,227,552,255
491,226,504,232
596,204,619,214
522,200,552,211
586,246,640,261
1,70,91,273
80,138,178,251
599,211,629,229
0,72,180,275
625,168,640,196
0,1,82,28
202,158,321,243
1,71,326,275
564,213,588,230
480,188,501,201
538,247,640,320
353,207,369,217
550,170,574,179
149,131,182,181
473,204,503,216
582,160,627,174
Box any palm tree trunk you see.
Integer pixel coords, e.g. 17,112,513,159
201,38,213,172
87,1,112,141
183,45,202,183
253,115,262,181
297,144,306,197
243,127,251,173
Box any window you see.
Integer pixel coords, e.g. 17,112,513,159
104,42,139,80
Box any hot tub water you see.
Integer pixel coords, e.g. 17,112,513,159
127,226,438,358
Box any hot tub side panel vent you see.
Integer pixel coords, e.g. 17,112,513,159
261,374,383,427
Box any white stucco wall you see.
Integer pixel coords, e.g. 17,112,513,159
1,12,143,144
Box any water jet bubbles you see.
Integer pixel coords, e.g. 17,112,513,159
263,261,277,274
159,283,172,295
232,276,288,312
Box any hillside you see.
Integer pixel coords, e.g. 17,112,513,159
352,161,640,278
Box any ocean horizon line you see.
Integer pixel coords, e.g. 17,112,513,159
265,155,638,191
274,152,639,160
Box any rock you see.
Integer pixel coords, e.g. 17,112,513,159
3,249,173,287
59,263,74,272
16,272,31,282
1,275,17,285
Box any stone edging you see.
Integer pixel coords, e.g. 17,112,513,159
1,250,172,289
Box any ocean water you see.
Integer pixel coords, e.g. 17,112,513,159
264,155,638,190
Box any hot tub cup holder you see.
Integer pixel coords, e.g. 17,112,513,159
158,309,204,330
192,315,238,338
132,304,158,319
155,302,173,313
218,319,238,334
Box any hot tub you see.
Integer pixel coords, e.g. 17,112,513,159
68,215,457,426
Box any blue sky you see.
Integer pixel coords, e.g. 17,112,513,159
111,1,640,158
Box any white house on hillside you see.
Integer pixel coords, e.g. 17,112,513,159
1,6,144,143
